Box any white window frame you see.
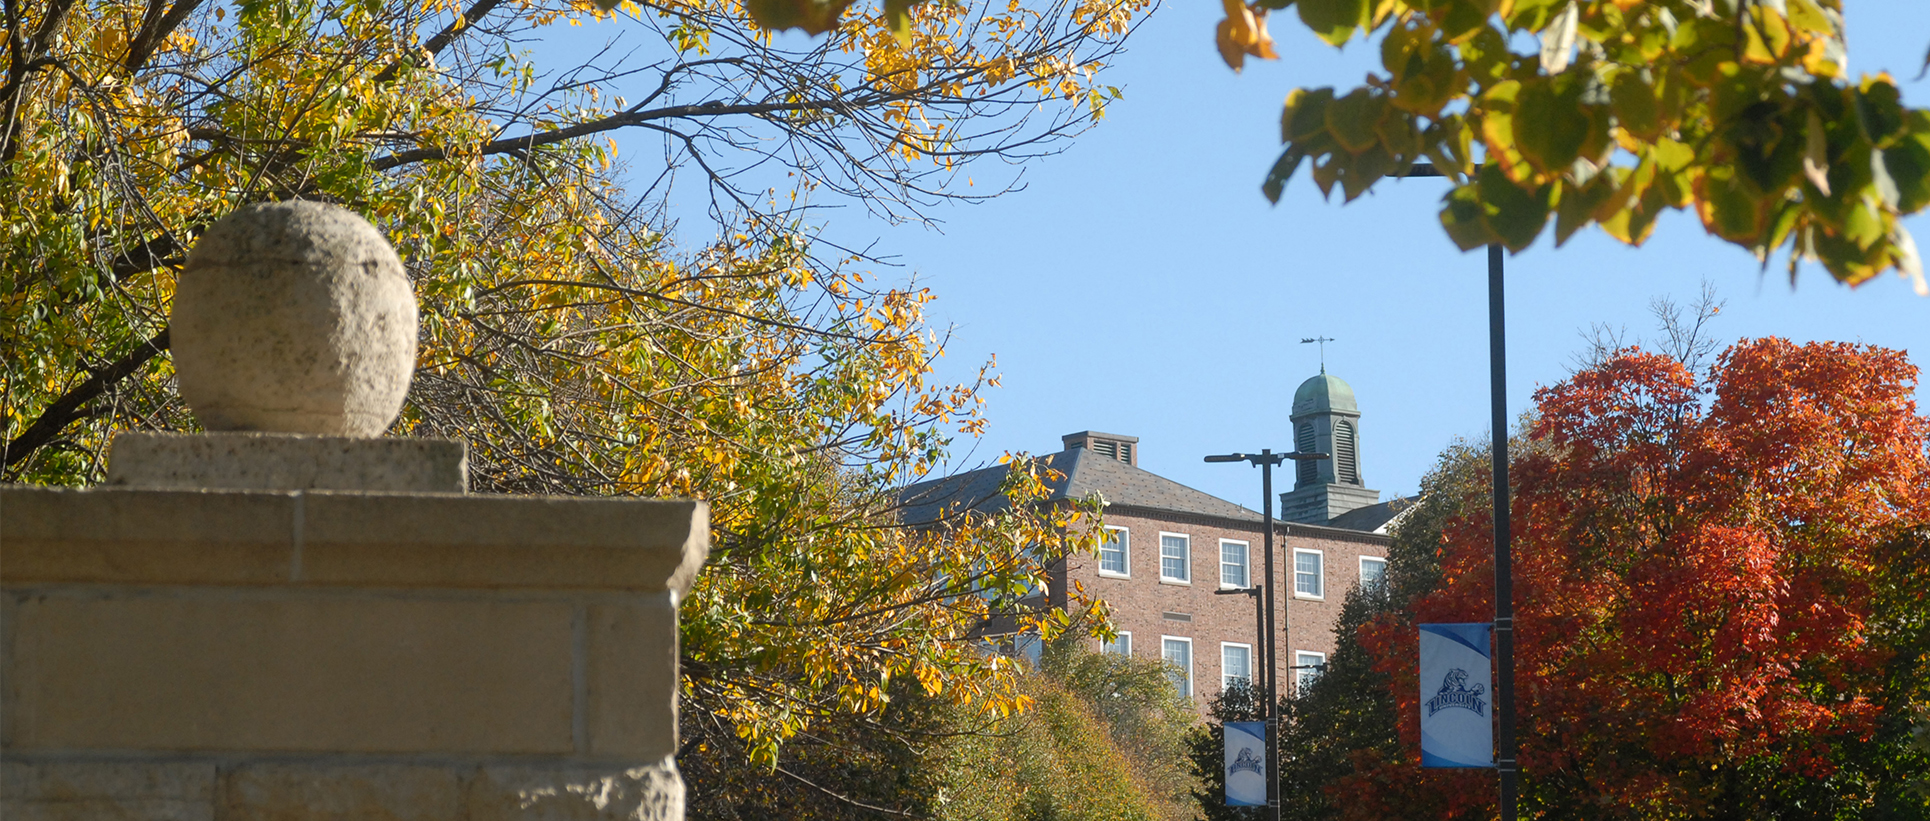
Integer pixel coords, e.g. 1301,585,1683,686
1218,539,1250,589
1293,548,1325,600
1158,532,1192,584
1359,555,1388,590
1100,631,1132,657
1162,636,1194,697
1221,642,1253,690
1294,650,1327,693
1097,526,1131,578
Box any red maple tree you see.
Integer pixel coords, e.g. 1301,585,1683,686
1341,339,1930,819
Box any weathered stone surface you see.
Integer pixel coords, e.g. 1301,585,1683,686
468,759,684,821
0,760,218,802
106,432,466,493
1,487,707,592
0,489,297,585
301,494,709,594
585,598,681,759
171,201,416,437
0,760,216,821
220,763,463,821
5,595,576,754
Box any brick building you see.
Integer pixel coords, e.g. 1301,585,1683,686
903,372,1405,709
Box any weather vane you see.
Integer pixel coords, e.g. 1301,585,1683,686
1300,336,1335,373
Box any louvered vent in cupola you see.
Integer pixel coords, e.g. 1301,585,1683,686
1061,431,1139,466
1295,422,1316,485
1335,420,1359,485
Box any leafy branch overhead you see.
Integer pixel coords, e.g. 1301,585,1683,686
1225,0,1930,294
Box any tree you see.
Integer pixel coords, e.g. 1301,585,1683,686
0,0,1149,795
1184,439,1490,821
1338,337,1930,819
1212,0,1930,294
940,634,1199,821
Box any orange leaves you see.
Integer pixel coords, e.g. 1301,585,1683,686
1214,0,1277,72
1346,338,1928,816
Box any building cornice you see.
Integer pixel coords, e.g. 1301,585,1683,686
1101,502,1391,547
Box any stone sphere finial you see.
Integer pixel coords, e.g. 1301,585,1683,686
172,201,418,437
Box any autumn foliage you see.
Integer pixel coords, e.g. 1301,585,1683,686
1225,0,1930,293
1343,338,1930,818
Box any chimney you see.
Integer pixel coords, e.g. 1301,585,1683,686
1061,430,1139,466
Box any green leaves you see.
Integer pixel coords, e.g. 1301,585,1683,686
1437,162,1554,252
744,0,859,35
1246,0,1930,292
1382,20,1459,116
1512,72,1595,175
1295,0,1369,47
1326,89,1386,153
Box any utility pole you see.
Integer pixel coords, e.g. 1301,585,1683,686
1205,448,1328,821
1402,163,1517,818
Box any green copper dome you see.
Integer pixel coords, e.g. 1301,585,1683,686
1292,373,1358,416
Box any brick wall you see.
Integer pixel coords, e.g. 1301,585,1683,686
1053,508,1389,712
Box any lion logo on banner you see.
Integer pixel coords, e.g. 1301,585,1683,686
1425,668,1487,718
1227,746,1264,776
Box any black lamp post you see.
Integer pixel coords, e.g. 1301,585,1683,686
1401,163,1519,818
1204,448,1328,821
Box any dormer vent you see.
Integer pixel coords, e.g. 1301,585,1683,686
1061,431,1139,466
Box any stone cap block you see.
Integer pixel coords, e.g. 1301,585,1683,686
1,487,708,594
106,432,466,493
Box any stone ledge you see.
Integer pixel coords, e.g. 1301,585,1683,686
1,757,684,821
0,487,708,594
107,432,466,493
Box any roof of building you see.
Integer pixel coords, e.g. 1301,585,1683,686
1324,496,1415,535
899,446,1260,526
1292,373,1358,416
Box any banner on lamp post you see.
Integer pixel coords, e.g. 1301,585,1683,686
1419,622,1495,769
1224,721,1266,806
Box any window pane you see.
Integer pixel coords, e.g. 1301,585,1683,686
1295,651,1325,692
1101,632,1132,656
1220,541,1248,587
1160,534,1189,582
1163,639,1192,697
1360,557,1387,589
1099,528,1128,575
1222,645,1251,689
1295,551,1323,596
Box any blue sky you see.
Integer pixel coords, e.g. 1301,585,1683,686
855,1,1930,509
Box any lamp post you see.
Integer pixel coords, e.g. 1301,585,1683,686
1401,163,1519,818
1204,448,1328,821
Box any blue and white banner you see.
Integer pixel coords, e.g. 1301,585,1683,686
1419,623,1494,769
1224,721,1266,806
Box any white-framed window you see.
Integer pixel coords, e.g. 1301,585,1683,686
1100,631,1132,657
1293,548,1324,599
1162,636,1194,697
1017,634,1042,668
1219,539,1250,588
1098,527,1130,577
1221,643,1253,690
1359,556,1388,590
1159,532,1191,583
1294,650,1326,693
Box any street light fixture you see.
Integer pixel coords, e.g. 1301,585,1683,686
1204,448,1327,821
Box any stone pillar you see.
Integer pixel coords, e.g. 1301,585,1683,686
1,202,707,820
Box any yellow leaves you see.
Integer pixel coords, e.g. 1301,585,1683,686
1214,0,1276,73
